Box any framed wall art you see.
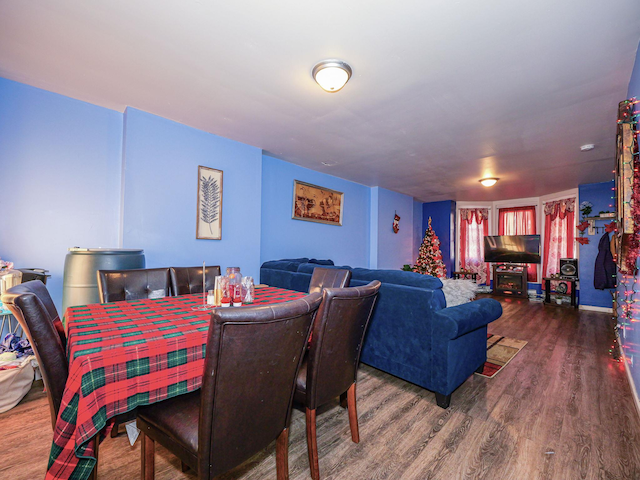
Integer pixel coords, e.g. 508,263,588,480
617,101,634,235
615,100,639,273
292,180,343,226
196,166,223,240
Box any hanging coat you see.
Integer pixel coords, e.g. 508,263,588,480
594,232,616,289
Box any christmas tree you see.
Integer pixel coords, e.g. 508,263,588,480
413,217,447,278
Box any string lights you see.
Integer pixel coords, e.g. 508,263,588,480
612,98,640,364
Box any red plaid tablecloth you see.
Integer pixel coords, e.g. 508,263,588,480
46,286,306,480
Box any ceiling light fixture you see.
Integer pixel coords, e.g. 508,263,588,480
312,60,352,93
580,144,595,151
479,177,499,187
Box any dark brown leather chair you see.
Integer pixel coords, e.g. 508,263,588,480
16,279,66,349
96,268,172,436
295,281,381,480
137,293,323,480
1,281,99,479
308,267,351,294
97,268,171,303
170,266,222,296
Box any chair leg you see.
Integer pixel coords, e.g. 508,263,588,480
339,392,347,408
141,433,155,480
275,428,289,480
88,436,99,480
111,419,121,438
305,408,320,480
181,461,189,472
346,383,359,444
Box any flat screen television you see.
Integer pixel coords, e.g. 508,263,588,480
484,235,541,264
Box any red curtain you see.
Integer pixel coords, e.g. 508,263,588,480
542,198,575,280
498,206,537,282
459,208,490,284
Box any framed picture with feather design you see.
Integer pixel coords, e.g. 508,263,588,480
196,166,223,240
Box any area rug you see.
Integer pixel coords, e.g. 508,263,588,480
475,334,527,378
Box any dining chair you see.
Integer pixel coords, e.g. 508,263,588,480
17,279,66,349
169,266,222,296
2,281,100,480
294,280,381,480
136,292,323,480
308,267,351,294
97,268,172,303
96,268,172,436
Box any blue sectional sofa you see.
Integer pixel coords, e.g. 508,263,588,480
260,258,503,408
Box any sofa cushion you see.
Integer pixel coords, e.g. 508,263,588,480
297,263,352,274
278,257,310,264
350,268,443,290
308,259,334,266
261,260,301,272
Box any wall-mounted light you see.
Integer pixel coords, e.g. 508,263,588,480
312,60,352,93
479,177,499,187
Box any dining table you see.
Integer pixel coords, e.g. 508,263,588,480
46,285,307,480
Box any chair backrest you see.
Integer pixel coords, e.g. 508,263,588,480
97,268,171,303
197,293,322,480
170,266,222,295
305,281,381,410
308,267,352,294
17,279,66,349
1,281,69,430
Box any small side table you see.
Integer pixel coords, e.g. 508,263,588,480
543,277,578,308
453,271,478,283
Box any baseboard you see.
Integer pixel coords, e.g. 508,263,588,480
578,305,613,313
619,338,640,422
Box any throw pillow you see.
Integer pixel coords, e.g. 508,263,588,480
441,278,478,307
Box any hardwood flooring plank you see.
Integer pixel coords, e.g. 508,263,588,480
4,297,640,479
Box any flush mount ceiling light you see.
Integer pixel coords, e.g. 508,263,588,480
312,60,352,93
479,177,499,187
580,144,595,151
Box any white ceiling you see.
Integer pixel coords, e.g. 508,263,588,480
1,0,639,202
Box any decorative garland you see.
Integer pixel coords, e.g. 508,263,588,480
613,98,640,364
628,144,640,272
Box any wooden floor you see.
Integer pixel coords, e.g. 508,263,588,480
3,297,640,480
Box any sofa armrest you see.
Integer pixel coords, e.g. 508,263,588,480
433,298,502,340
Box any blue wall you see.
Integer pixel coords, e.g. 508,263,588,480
369,187,379,268
578,181,616,308
0,78,123,310
413,199,423,262
122,108,263,280
620,42,640,398
422,200,456,277
0,77,426,312
374,188,416,269
260,155,371,268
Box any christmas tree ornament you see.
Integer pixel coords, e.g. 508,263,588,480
413,217,447,278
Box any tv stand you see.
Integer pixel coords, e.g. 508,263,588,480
492,264,528,298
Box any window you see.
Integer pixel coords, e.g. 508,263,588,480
542,198,575,278
498,206,537,282
459,208,489,284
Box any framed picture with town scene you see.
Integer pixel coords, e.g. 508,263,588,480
292,180,343,226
